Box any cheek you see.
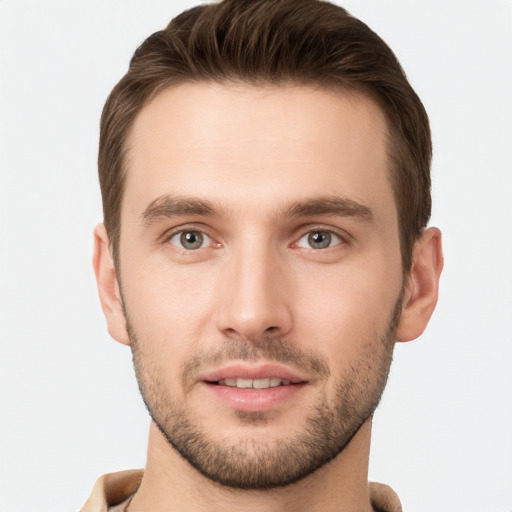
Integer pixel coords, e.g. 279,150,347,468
121,259,219,359
292,264,401,358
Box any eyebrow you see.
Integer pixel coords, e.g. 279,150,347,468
287,196,374,223
140,195,218,225
140,193,374,225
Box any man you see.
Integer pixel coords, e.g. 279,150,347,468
84,0,443,510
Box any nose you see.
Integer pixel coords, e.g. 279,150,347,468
216,241,293,342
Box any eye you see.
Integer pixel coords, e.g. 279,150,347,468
169,230,211,250
296,230,343,250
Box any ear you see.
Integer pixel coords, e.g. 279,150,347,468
396,227,444,342
92,223,130,346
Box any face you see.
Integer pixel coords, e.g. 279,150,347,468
117,83,404,488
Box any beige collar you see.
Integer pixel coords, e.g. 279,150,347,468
81,469,402,512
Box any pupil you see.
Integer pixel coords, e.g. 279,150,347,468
181,231,203,249
309,231,331,249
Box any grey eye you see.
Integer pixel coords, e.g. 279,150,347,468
169,230,210,250
297,230,342,249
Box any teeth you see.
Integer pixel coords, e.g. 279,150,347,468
217,378,295,389
237,378,253,388
252,378,270,389
270,378,281,387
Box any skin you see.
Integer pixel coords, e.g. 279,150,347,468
94,83,443,511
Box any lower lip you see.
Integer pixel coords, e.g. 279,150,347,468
202,382,306,412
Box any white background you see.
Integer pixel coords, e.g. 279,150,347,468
0,1,511,510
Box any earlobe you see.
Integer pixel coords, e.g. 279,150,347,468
396,227,444,342
92,223,130,346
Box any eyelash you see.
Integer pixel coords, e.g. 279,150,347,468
164,225,348,252
294,229,345,250
164,226,218,251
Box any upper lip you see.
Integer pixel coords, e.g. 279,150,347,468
200,363,308,384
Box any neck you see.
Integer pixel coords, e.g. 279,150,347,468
129,420,375,512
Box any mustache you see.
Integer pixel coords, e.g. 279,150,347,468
181,336,331,381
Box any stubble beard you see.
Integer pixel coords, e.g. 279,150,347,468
127,295,402,490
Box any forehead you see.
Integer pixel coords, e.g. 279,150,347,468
123,82,395,222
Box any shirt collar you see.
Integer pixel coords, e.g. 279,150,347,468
81,470,402,512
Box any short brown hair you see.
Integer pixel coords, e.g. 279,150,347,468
99,0,432,271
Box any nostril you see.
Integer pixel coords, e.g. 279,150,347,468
265,326,278,333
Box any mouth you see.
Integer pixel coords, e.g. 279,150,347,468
214,377,298,389
200,364,308,412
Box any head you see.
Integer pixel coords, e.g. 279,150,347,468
94,0,442,492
